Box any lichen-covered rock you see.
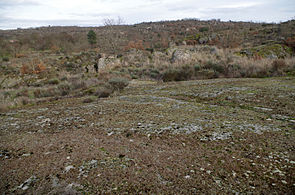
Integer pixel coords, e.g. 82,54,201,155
239,44,292,59
199,37,209,44
171,49,191,62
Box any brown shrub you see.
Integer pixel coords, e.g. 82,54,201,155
57,83,71,96
15,53,26,58
70,80,86,90
0,104,8,112
162,65,194,82
285,37,295,50
271,59,287,72
34,62,46,74
33,88,59,98
20,64,31,75
95,87,113,98
16,89,29,97
20,97,30,105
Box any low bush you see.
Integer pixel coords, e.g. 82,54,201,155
271,59,287,72
162,68,180,82
16,89,29,97
83,97,95,103
0,104,8,112
196,69,216,79
148,69,160,79
108,77,129,91
57,82,71,96
162,65,194,82
2,56,9,62
47,78,60,85
199,27,209,32
33,88,56,98
95,87,112,98
194,64,201,72
20,97,30,105
70,80,86,90
204,61,225,74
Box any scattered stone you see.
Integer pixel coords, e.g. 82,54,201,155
22,153,31,157
184,175,191,179
254,107,273,112
107,132,114,136
281,180,287,184
65,165,74,172
18,176,37,191
51,176,59,188
78,159,98,178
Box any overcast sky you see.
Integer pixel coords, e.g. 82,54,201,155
0,0,294,29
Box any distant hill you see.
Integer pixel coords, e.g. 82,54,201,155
1,19,295,56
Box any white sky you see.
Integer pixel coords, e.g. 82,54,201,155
0,0,294,29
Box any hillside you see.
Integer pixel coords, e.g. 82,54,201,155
1,19,295,55
1,19,295,194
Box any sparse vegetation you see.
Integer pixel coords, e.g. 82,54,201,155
0,18,295,194
108,77,129,91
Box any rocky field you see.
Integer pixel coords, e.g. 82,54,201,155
1,77,295,194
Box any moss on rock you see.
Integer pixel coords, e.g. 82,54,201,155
239,44,293,59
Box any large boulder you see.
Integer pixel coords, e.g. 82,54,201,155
171,49,191,63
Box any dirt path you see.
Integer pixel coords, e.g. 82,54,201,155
1,77,294,194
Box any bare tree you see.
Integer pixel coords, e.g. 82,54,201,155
103,16,125,26
101,16,125,54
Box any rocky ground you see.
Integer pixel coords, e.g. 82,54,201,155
1,77,295,194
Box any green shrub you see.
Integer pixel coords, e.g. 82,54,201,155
47,78,60,85
131,74,139,79
194,64,201,72
83,97,95,103
108,77,129,91
2,57,9,62
204,61,225,74
147,69,160,79
83,88,95,95
199,27,209,32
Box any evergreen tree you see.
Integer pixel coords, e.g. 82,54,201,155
87,30,97,47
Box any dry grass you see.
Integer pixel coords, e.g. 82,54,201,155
124,46,295,81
